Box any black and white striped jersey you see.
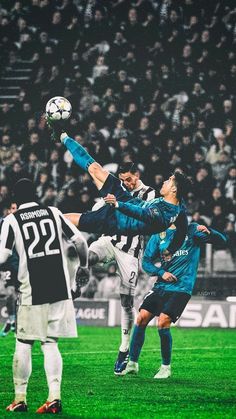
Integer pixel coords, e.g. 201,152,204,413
0,202,81,305
111,182,159,258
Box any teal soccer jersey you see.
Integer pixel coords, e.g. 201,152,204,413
115,197,184,235
80,174,188,255
142,223,227,295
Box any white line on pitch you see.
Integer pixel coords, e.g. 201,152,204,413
0,346,236,358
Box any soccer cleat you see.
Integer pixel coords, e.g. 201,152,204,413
11,321,16,332
0,321,11,337
122,360,139,375
45,116,66,142
154,365,171,379
6,401,28,412
114,350,129,375
36,399,62,414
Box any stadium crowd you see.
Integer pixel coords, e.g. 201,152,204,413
0,0,236,283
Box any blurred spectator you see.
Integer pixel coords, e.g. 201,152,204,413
0,135,17,166
94,263,120,299
222,166,236,202
211,205,226,231
225,221,236,259
36,171,51,200
206,133,232,165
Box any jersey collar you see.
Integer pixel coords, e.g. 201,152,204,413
18,202,39,209
132,180,146,193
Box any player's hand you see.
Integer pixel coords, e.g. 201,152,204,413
75,267,90,288
104,194,117,206
197,225,210,234
162,272,177,282
161,249,172,262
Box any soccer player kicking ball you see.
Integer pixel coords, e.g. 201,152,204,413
0,179,88,413
122,223,227,378
47,126,191,258
88,162,159,374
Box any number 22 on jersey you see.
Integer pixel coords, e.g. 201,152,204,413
22,219,60,259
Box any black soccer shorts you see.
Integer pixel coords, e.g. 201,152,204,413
79,174,131,234
139,288,191,323
99,173,131,202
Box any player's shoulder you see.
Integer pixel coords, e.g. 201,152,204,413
48,206,61,216
187,222,199,236
2,213,15,223
149,232,161,245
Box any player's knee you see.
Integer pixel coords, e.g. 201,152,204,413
136,311,149,327
120,294,134,310
158,313,171,329
88,251,99,266
17,338,34,346
88,162,102,177
41,337,58,351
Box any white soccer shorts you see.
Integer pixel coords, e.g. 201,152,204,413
16,299,77,341
89,236,139,296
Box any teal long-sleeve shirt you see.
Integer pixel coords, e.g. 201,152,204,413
142,223,227,295
116,197,188,254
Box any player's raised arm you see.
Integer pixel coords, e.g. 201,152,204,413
193,224,228,246
104,194,163,225
58,210,88,268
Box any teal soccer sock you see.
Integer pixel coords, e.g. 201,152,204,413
63,136,95,171
129,325,146,362
158,328,172,365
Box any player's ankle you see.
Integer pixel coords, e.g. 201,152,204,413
15,393,27,403
60,132,68,142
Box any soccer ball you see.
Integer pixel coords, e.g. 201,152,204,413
45,96,72,121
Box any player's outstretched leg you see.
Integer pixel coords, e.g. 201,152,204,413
6,339,32,412
60,133,110,190
36,339,63,414
154,313,172,379
122,309,153,375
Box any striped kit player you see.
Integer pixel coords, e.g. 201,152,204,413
0,179,88,414
88,163,159,375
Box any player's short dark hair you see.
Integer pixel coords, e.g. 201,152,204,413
117,162,139,175
173,170,192,200
14,178,36,206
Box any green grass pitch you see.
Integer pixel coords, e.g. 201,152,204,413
0,326,236,418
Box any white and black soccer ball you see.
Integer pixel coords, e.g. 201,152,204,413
45,96,72,121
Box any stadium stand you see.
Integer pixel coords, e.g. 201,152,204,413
0,0,235,298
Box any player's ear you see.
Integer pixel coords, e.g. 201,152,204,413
171,184,177,194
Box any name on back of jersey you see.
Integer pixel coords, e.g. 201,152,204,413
20,209,49,220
